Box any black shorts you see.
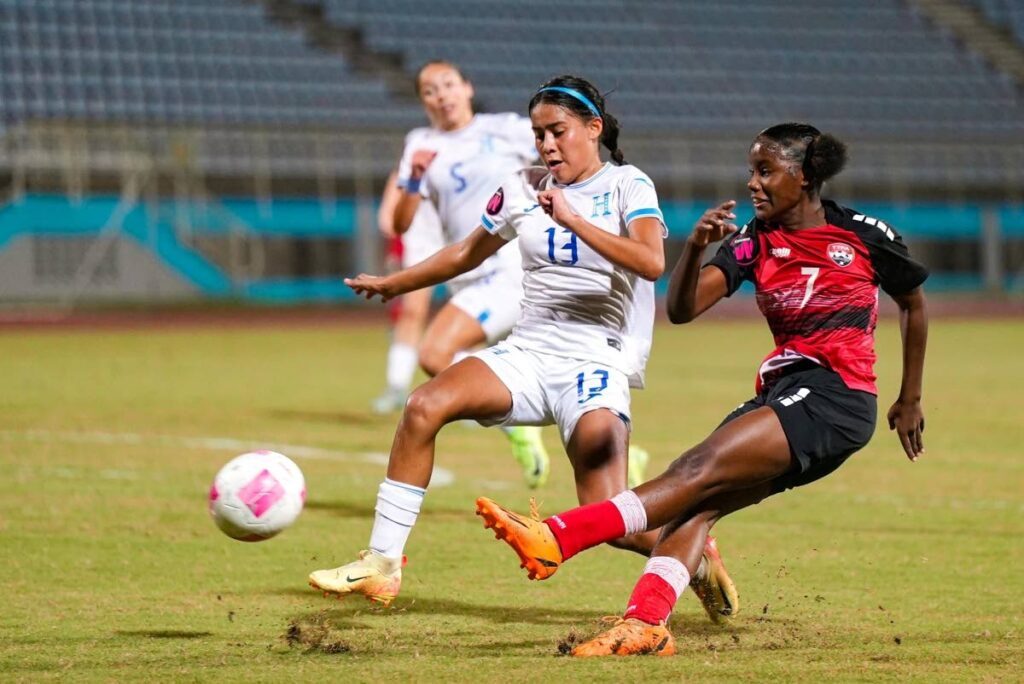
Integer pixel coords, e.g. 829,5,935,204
719,363,877,494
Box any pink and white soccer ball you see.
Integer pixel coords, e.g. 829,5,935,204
208,450,305,542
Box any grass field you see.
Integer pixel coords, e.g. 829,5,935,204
1,313,1022,682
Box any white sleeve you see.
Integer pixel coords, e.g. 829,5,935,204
620,170,667,237
478,175,521,242
396,130,430,198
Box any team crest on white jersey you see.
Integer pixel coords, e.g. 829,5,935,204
827,242,855,267
486,187,504,215
770,247,791,259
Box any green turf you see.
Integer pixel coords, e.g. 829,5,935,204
1,316,1021,682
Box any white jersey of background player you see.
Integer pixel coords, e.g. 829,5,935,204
398,112,534,287
480,163,663,391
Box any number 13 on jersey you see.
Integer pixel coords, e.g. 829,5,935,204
546,227,579,265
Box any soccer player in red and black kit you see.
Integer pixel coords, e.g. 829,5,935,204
475,122,929,657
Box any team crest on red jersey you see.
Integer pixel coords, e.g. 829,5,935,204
486,188,504,215
827,242,855,267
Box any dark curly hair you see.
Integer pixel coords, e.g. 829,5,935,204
756,122,847,193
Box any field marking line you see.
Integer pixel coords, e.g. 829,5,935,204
0,429,456,487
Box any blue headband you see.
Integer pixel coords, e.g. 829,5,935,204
536,86,601,118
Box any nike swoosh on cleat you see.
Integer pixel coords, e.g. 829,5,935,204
505,511,530,528
346,575,371,582
537,558,559,568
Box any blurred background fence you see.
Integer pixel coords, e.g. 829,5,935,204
1,0,1022,305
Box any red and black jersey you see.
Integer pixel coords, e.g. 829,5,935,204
707,200,928,395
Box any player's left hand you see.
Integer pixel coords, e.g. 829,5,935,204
887,398,925,462
344,274,396,302
537,188,580,229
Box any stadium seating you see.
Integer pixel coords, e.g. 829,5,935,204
0,0,1021,188
971,0,1024,44
322,0,1024,139
0,0,425,127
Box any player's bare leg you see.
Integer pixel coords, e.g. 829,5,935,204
310,358,514,603
373,287,432,414
650,486,770,622
417,302,487,377
479,408,790,584
419,303,550,488
570,453,785,656
565,410,659,556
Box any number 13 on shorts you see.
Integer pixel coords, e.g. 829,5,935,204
577,369,610,404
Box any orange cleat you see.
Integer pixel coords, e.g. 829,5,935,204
475,496,562,580
571,618,676,657
690,535,739,622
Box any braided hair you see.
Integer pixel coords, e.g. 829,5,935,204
756,122,847,194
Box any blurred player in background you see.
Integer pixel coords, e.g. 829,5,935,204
310,75,719,612
372,170,442,415
477,123,930,657
386,60,554,489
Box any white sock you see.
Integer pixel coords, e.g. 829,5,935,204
368,478,425,560
386,343,418,392
451,350,470,366
610,489,648,535
643,556,691,599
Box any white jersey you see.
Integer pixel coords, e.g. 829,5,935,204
480,163,667,388
397,113,536,285
401,196,445,268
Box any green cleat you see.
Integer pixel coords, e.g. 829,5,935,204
627,444,650,489
505,426,550,489
690,535,740,622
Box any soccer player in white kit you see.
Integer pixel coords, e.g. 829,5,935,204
387,61,552,488
308,75,727,609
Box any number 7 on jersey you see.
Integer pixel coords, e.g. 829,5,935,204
800,267,820,308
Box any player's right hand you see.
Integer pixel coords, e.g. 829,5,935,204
410,150,438,180
344,274,396,302
690,201,738,248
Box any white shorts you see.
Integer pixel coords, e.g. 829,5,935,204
473,341,632,445
448,269,523,343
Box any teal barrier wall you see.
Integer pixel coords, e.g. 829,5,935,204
1,194,1020,301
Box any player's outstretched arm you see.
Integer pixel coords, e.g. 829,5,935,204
666,201,736,323
887,286,928,462
345,227,506,302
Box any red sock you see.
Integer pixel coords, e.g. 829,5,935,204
623,573,677,625
544,501,625,561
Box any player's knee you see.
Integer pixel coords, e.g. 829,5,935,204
418,345,452,377
401,386,448,434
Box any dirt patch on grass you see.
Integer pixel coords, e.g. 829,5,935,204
556,627,587,656
284,613,352,655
